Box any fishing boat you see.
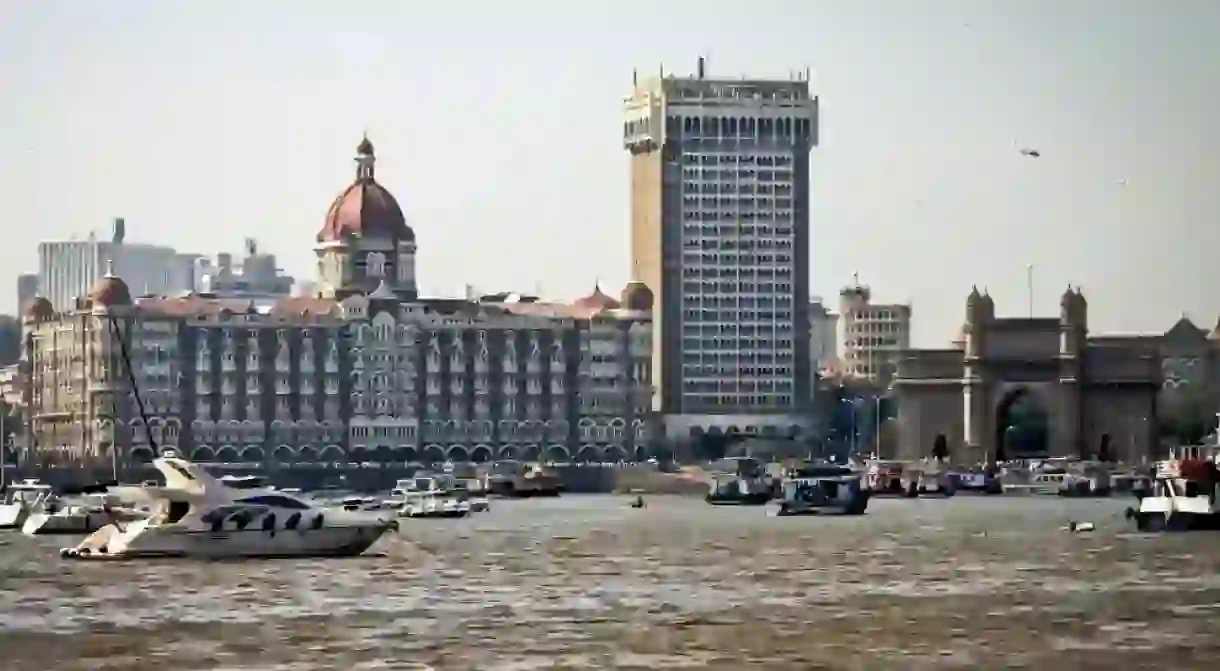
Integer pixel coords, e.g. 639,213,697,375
1126,446,1220,532
60,451,397,559
0,479,53,530
773,464,869,516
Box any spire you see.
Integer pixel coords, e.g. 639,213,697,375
355,133,375,181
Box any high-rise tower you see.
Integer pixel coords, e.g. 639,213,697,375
623,59,819,437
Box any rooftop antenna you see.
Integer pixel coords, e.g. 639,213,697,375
697,56,705,79
632,67,637,87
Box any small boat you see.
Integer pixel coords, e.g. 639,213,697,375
24,492,146,536
866,460,955,497
485,460,562,498
60,451,397,560
1058,463,1113,498
0,479,53,530
398,476,470,519
1127,446,1220,532
773,465,870,516
947,468,1004,495
454,477,491,513
705,473,772,505
339,496,384,512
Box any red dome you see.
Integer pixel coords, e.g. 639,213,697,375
619,281,653,311
316,136,414,243
87,266,132,307
573,284,620,311
22,296,54,322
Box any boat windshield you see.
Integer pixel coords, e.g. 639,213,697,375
220,475,266,490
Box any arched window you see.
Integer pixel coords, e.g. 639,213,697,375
367,252,387,278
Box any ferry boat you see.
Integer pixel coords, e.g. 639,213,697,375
485,460,562,498
398,476,471,519
773,464,869,516
866,460,955,497
0,479,53,530
1127,446,1220,532
60,451,397,560
704,457,773,505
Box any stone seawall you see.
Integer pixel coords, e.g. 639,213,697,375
7,463,712,496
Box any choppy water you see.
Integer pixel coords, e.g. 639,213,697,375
2,496,1219,670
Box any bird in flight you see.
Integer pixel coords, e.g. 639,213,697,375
1019,148,1041,158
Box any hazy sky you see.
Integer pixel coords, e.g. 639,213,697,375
1,0,1217,346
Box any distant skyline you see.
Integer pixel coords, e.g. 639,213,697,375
2,0,1217,346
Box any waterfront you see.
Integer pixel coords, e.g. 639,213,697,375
1,496,1219,670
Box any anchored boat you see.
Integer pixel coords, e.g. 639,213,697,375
1127,446,1220,532
60,451,397,560
773,464,869,516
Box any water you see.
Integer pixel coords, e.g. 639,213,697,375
2,496,1219,670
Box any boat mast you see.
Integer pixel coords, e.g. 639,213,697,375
107,314,157,476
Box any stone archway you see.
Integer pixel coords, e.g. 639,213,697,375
995,387,1050,462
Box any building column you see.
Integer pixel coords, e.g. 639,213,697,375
1055,380,1081,458
963,368,989,464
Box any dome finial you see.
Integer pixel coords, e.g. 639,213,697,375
355,133,376,181
104,259,116,278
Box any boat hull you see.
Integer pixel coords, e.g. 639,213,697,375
64,521,393,560
23,510,110,535
705,492,772,506
0,503,27,530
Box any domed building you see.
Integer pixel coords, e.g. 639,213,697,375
21,296,55,323
84,262,133,310
315,135,418,300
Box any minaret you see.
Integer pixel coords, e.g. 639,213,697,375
1057,285,1086,457
963,286,991,463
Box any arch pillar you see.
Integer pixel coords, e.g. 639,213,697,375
1054,379,1082,459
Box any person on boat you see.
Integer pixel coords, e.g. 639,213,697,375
631,495,645,509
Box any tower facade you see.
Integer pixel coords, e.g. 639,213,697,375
622,59,819,437
315,136,418,300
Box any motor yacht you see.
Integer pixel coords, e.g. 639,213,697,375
23,492,145,536
0,479,52,530
60,452,398,560
772,464,870,516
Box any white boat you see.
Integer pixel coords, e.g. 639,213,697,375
1127,446,1220,532
339,496,385,512
0,479,53,530
23,492,145,536
398,476,470,519
59,452,398,560
772,465,870,516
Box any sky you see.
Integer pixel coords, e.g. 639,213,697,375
1,0,1217,346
